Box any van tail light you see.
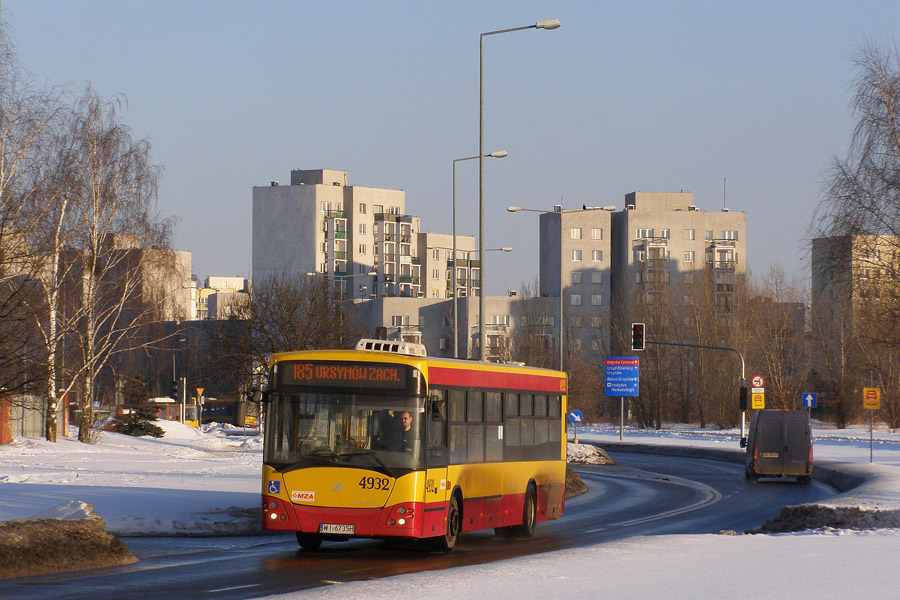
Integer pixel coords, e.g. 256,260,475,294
753,445,759,462
808,446,814,473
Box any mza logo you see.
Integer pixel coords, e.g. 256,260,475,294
291,490,316,502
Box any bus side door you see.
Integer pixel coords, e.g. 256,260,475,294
424,393,450,537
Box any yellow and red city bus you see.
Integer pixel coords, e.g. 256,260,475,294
261,339,567,552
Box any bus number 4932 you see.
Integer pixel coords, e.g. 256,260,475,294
359,476,390,490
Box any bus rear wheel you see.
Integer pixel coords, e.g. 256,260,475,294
296,532,323,550
433,494,461,553
514,485,537,538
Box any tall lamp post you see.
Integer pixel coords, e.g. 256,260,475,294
507,205,614,371
479,18,560,361
454,150,507,359
477,247,513,361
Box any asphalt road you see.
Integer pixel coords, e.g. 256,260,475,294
0,452,834,600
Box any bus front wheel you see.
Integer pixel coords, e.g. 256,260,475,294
296,532,323,550
514,485,537,538
434,494,461,553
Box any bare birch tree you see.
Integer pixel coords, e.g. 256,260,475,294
59,86,171,443
0,42,65,407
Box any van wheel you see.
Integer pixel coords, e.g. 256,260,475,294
745,467,757,483
797,476,811,485
434,494,461,552
514,485,537,538
296,532,323,550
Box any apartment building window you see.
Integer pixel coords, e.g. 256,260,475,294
490,315,510,326
591,316,602,328
661,229,670,239
446,250,452,261
358,244,366,254
591,272,603,284
359,223,366,234
591,228,603,240
571,249,582,261
321,202,330,212
570,316,583,328
432,249,439,259
391,315,410,327
373,223,379,235
637,228,654,239
570,294,582,306
705,230,714,241
635,272,643,284
684,251,695,263
684,229,695,240
591,340,603,351
359,203,367,214
723,230,738,240
571,227,582,240
684,272,694,284
374,204,383,214
432,269,440,280
571,271,582,284
591,294,603,306
592,250,603,262
439,338,447,349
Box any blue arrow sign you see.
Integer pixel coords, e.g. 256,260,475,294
568,410,584,424
802,392,817,408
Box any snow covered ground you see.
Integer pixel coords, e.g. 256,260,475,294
1,419,899,599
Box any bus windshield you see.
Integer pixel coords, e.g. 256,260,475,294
264,392,425,476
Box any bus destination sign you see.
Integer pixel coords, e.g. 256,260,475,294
282,361,410,390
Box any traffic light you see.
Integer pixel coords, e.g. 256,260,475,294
170,380,178,400
631,322,645,351
739,386,748,411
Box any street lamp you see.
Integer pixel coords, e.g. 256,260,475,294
507,205,615,370
508,205,570,369
477,247,514,361
479,18,560,362
454,150,507,359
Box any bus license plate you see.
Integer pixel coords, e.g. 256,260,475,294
319,523,355,534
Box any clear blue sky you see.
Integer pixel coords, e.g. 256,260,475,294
5,1,899,295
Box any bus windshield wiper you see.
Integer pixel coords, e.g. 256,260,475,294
335,450,397,478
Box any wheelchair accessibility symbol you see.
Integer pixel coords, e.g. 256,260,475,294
267,480,281,495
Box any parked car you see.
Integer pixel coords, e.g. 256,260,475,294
745,409,813,484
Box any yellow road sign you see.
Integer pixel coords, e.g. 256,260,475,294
196,387,205,398
863,387,881,410
751,392,765,410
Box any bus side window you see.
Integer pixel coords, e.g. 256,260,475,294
428,389,449,466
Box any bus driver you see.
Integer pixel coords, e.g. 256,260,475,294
394,411,414,453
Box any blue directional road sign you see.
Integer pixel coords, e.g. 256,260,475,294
802,392,817,408
605,357,640,397
568,410,584,424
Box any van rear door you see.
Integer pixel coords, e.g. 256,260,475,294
756,418,784,476
783,415,810,476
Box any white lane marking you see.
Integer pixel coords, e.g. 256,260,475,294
576,467,723,531
206,583,262,593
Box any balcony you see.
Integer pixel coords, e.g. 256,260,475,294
325,210,346,219
333,231,347,239
713,260,737,270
